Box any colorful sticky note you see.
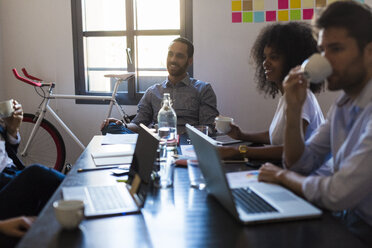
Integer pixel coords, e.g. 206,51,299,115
302,0,313,8
290,9,301,20
254,11,265,22
243,12,253,22
316,0,326,7
278,0,288,9
253,0,264,11
290,0,301,9
232,1,242,11
327,0,338,4
242,0,253,11
303,9,314,20
278,10,289,21
232,12,242,23
266,11,276,22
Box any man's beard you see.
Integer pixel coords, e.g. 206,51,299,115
168,62,188,77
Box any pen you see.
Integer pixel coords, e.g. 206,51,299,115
78,166,123,173
222,158,249,164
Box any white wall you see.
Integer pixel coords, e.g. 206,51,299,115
193,0,343,130
0,0,371,164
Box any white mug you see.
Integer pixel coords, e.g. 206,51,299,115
301,54,332,83
215,116,233,134
0,99,14,118
53,200,85,230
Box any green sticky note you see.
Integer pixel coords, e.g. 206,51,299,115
243,12,253,22
290,9,301,20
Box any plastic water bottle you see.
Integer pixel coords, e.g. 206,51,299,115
157,93,177,148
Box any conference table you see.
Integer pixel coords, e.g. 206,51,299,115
17,135,368,248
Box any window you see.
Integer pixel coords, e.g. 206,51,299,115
71,0,192,105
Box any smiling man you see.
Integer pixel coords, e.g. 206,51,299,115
102,37,219,134
257,1,372,245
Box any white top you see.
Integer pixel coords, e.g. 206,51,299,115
0,127,20,173
289,79,372,226
269,89,324,145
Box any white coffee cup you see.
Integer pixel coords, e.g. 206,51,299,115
301,54,332,83
215,116,233,134
0,99,14,118
53,200,85,230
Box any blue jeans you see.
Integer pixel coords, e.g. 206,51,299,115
0,164,64,219
101,123,135,135
334,210,372,246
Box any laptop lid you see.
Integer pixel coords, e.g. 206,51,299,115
186,124,240,218
127,123,159,206
62,124,159,217
186,124,322,224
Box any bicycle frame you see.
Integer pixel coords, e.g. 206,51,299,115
13,68,133,156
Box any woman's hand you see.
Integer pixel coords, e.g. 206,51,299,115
218,146,240,159
4,100,23,138
0,216,35,238
226,122,242,140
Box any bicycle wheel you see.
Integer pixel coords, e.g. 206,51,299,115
19,113,66,171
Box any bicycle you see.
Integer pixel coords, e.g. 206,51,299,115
12,68,134,171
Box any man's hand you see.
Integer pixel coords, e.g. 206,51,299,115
283,66,308,109
100,118,124,131
0,216,35,238
4,100,23,138
258,163,284,185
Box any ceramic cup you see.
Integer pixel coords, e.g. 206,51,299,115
215,116,233,134
53,200,85,230
0,99,14,118
301,54,332,83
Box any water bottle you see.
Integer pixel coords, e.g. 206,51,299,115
157,93,177,148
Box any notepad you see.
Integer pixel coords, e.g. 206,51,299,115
91,144,135,166
91,144,134,158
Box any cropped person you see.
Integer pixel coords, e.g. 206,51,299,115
0,99,64,246
219,22,324,161
258,1,372,245
101,37,219,134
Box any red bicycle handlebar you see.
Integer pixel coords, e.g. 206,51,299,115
12,68,42,87
22,68,42,81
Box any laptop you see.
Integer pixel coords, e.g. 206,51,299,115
62,123,159,217
213,134,242,145
186,124,322,224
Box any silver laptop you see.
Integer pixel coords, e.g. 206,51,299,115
186,124,321,224
62,123,159,218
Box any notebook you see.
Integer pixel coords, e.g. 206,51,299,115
186,124,322,224
62,123,159,217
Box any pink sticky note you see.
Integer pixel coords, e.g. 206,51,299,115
266,11,276,22
232,12,242,23
303,9,314,20
278,0,288,9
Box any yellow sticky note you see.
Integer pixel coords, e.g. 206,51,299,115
278,10,289,21
232,1,242,11
327,0,338,4
290,0,301,8
253,0,264,11
302,0,314,8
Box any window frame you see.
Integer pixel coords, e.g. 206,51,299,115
71,0,193,105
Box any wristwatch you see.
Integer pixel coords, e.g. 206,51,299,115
238,145,248,158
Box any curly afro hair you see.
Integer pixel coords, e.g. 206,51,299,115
251,22,322,98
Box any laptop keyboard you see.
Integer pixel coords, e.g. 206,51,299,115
232,188,278,214
87,185,130,212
